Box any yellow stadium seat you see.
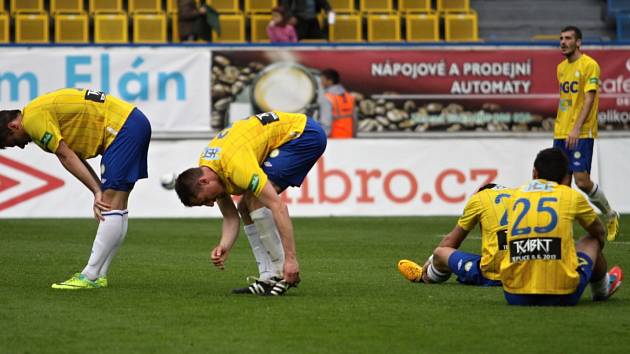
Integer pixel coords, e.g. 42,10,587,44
51,0,84,13
15,13,49,43
399,0,432,12
89,0,123,14
11,0,44,13
250,14,272,42
0,13,9,43
245,0,275,13
406,12,439,41
207,0,240,13
170,12,179,42
55,13,89,43
94,13,128,43
444,11,478,41
212,14,245,42
360,0,392,13
437,0,470,13
367,13,400,42
133,12,167,43
329,0,355,12
329,13,362,42
129,0,162,14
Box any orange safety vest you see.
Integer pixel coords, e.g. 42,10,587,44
325,91,355,139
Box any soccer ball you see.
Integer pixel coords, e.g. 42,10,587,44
160,172,178,190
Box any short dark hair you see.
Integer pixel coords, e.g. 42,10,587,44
0,110,22,149
321,69,340,84
534,148,569,183
561,25,582,40
175,167,204,207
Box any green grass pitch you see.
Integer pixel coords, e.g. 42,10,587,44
2,216,630,354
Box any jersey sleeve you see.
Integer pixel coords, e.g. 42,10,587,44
583,60,600,93
574,191,598,227
457,194,481,231
22,110,62,153
226,150,269,197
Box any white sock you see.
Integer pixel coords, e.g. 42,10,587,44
81,210,125,281
591,273,610,298
243,223,274,282
250,208,285,278
426,255,451,283
588,184,615,217
98,210,129,278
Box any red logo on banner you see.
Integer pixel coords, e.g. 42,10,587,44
0,156,65,211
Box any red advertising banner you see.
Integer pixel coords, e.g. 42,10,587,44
210,47,630,132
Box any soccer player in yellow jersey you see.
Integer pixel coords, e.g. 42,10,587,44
500,148,622,306
0,88,151,290
555,26,620,241
175,111,326,296
398,183,512,286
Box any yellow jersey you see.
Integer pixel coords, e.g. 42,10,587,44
457,185,513,281
555,54,600,139
21,88,135,159
500,179,598,295
198,111,307,197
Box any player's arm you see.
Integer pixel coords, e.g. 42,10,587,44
437,225,470,249
54,141,110,220
210,194,241,269
567,90,595,150
256,181,300,285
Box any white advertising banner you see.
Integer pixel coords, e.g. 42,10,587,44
0,138,628,218
0,47,210,132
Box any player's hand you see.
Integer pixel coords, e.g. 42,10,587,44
566,128,580,150
93,191,111,221
283,258,300,286
211,245,229,269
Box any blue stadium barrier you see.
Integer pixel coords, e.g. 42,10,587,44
607,0,630,24
616,11,630,39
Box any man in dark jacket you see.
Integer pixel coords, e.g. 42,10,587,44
281,0,332,40
178,0,207,41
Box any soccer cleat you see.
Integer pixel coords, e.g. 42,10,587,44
232,277,289,296
96,277,108,288
397,259,423,283
594,266,623,301
51,273,100,290
606,212,621,241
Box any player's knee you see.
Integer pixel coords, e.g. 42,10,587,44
573,174,592,191
433,247,452,270
236,198,250,218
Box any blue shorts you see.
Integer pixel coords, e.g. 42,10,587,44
100,108,152,191
447,251,502,286
552,138,594,174
504,252,593,306
262,117,327,191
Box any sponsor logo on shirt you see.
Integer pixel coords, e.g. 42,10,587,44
509,237,561,262
40,132,53,147
248,174,260,192
201,147,221,160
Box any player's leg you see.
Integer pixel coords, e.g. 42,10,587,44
569,139,619,240
236,196,277,284
576,236,623,301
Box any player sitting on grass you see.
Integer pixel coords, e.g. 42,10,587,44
398,183,513,286
500,147,622,306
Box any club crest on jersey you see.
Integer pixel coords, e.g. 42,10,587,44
202,147,221,160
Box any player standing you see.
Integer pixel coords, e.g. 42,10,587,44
555,25,620,240
0,88,152,289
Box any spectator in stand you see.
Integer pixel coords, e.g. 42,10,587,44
178,0,207,42
267,6,297,43
281,0,333,40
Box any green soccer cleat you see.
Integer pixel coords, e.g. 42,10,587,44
51,273,100,290
96,277,108,288
607,212,621,241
